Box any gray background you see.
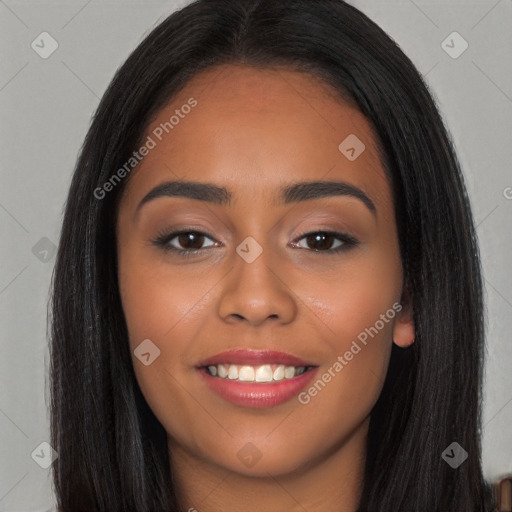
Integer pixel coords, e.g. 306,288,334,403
0,0,511,510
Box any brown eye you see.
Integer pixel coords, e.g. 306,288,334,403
292,231,358,254
175,232,208,250
304,232,337,251
153,230,216,254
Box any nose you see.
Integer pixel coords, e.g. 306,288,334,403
217,241,298,327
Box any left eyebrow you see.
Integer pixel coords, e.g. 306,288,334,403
279,180,376,214
136,179,376,215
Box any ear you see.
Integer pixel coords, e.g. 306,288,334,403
392,285,415,348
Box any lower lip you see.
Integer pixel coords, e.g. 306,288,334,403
198,367,318,408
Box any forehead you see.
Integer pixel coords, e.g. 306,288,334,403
123,63,389,208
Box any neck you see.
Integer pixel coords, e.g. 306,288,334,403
168,420,368,512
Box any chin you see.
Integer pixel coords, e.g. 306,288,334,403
224,450,313,478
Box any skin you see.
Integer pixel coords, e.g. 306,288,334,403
117,63,415,512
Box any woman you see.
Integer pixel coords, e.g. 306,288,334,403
49,0,495,510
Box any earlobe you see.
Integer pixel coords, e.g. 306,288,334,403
392,287,415,348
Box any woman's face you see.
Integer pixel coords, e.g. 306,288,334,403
116,64,414,478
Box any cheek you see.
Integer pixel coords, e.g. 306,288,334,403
118,252,213,346
294,252,401,408
118,257,216,446
301,251,401,347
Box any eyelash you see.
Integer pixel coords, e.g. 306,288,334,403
151,227,359,257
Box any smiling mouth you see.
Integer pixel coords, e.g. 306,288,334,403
202,363,315,382
196,349,319,407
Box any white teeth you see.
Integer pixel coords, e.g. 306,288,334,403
284,366,295,379
255,364,273,382
273,365,285,381
238,366,255,381
206,363,309,382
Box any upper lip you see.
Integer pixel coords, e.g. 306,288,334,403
197,349,317,368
